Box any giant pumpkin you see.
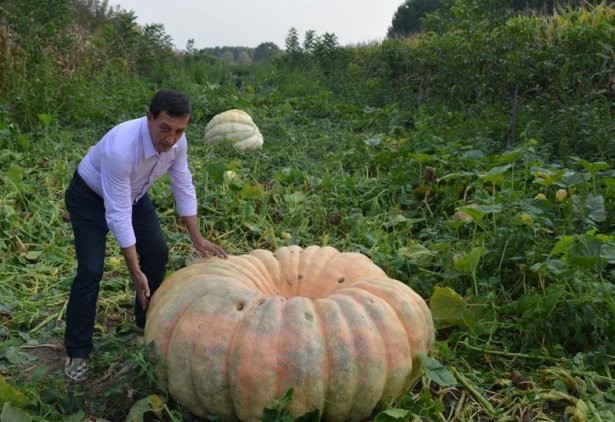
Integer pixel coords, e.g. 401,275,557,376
144,245,435,421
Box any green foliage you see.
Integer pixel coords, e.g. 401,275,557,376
262,389,320,422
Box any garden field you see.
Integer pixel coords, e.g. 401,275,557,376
1,1,614,421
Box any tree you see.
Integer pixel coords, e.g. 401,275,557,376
185,38,196,55
284,27,301,54
252,42,282,63
388,0,441,37
303,29,317,53
236,50,251,64
221,50,234,63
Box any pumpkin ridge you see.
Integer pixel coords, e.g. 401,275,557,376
249,249,285,296
225,255,279,296
276,297,327,416
313,297,352,418
190,283,268,418
330,293,385,419
331,286,413,400
349,278,434,377
273,245,303,297
148,273,234,359
296,245,343,298
230,295,285,420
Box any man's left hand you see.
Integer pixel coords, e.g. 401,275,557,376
193,236,228,259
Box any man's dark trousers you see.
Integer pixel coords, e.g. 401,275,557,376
64,172,168,358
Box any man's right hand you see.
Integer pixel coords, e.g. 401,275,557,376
122,245,150,310
131,269,150,310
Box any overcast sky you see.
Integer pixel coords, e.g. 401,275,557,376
113,1,405,50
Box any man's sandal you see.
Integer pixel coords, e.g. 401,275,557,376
64,357,88,381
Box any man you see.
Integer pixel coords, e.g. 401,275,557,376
63,89,227,381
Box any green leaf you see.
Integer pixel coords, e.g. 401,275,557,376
3,348,36,365
430,286,467,326
1,402,31,422
15,134,29,150
238,183,264,200
560,170,586,187
475,204,503,214
62,412,85,422
551,235,574,256
4,165,24,185
226,159,243,171
579,159,609,175
262,389,296,422
418,354,457,387
567,235,605,272
603,177,615,199
204,162,226,184
37,114,54,125
439,171,475,182
374,408,411,421
295,409,320,422
585,193,606,223
494,149,522,164
458,206,486,223
124,395,165,422
398,243,437,266
481,164,512,177
543,259,570,276
479,164,512,184
453,247,486,274
601,242,615,264
278,388,293,405
0,375,29,408
408,153,432,163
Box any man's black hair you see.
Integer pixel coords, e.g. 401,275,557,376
149,89,192,119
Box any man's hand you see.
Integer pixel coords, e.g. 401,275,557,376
131,269,150,310
193,236,228,259
182,215,228,259
122,245,150,310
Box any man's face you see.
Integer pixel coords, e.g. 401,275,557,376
147,110,190,153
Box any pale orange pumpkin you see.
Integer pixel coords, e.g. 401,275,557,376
144,245,435,421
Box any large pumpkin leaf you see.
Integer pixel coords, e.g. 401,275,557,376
578,159,610,175
453,246,486,274
0,402,31,422
418,354,457,387
429,286,475,329
0,376,28,408
398,243,437,266
601,242,615,264
585,193,606,223
373,408,411,421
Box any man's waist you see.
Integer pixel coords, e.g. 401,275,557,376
73,170,100,198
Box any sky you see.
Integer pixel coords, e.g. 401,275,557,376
112,1,405,50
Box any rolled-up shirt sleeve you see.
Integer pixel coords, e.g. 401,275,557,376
168,139,197,217
101,150,136,248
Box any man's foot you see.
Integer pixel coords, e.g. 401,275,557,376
64,357,88,381
133,322,144,334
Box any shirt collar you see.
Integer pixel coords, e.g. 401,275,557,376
140,117,158,158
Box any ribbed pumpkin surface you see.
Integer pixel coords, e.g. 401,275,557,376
144,245,435,421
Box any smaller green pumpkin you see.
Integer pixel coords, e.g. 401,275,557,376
204,109,263,152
